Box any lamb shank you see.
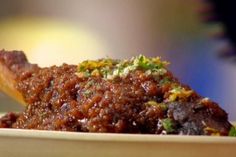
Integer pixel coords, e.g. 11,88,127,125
0,50,234,136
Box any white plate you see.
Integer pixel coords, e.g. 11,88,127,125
0,128,235,157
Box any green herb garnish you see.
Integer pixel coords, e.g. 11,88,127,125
159,77,171,85
162,118,175,133
76,55,169,80
145,101,168,111
168,85,193,102
229,126,236,137
83,90,92,97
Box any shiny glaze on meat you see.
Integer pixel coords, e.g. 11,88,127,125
0,50,233,135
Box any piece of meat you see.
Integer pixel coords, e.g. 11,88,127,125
0,50,233,135
0,112,19,128
0,50,38,105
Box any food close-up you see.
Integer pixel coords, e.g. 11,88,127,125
0,50,234,136
0,0,235,157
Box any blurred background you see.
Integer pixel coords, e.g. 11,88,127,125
0,0,235,120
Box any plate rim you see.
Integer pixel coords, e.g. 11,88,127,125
0,128,235,144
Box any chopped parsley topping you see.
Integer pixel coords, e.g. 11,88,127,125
145,100,159,106
159,77,171,85
162,118,175,133
168,86,193,102
83,90,93,97
85,80,95,88
145,101,168,111
77,55,169,80
77,58,119,78
229,126,236,137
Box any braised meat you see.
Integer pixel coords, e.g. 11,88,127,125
0,50,234,136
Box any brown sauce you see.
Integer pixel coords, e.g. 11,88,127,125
0,51,233,135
